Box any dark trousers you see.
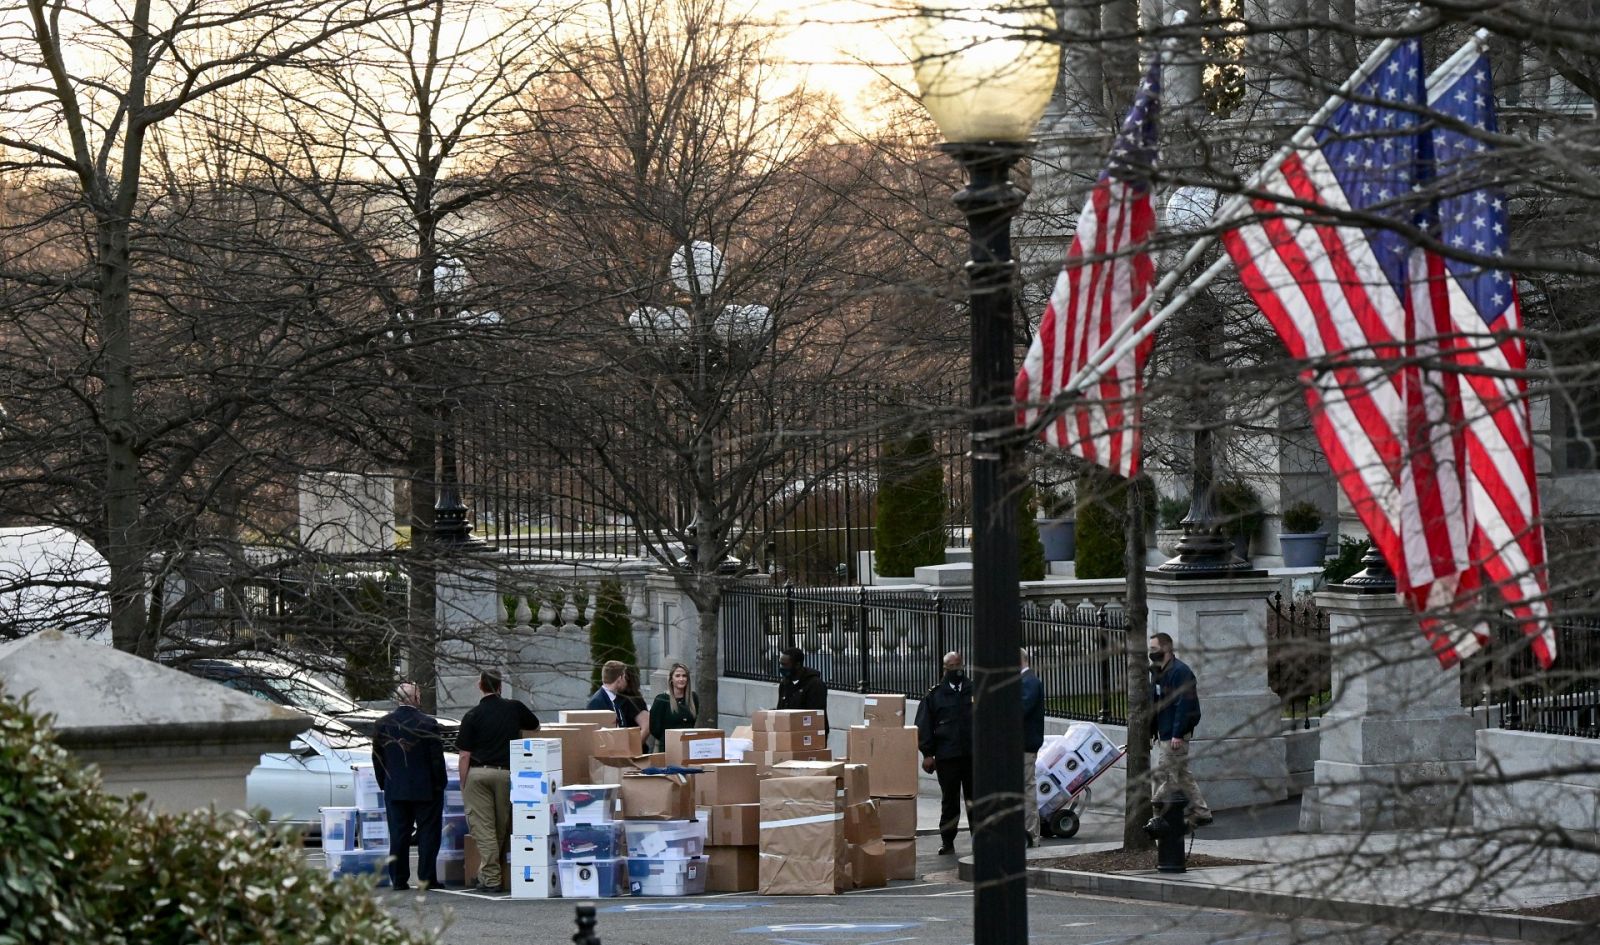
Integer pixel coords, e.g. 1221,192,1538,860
386,796,443,888
935,756,974,845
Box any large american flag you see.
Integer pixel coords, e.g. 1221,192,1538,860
1418,49,1554,668
1218,40,1480,641
1015,59,1160,479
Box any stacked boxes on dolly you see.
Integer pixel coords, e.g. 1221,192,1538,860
1035,721,1121,839
555,782,628,897
321,764,388,883
847,695,919,880
509,738,565,898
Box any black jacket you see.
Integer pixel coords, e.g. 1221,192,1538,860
915,677,973,760
1020,669,1046,753
776,666,829,732
1151,657,1202,741
373,705,447,802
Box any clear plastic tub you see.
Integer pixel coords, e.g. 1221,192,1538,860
627,855,707,896
556,857,629,898
622,819,706,858
558,821,627,859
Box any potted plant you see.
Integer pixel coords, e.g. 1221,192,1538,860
1213,479,1265,562
1034,483,1076,562
1156,494,1190,557
1278,500,1329,568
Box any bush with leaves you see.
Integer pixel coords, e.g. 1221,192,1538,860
589,579,638,691
1280,501,1325,535
1017,486,1046,582
1074,471,1155,580
1322,536,1373,585
0,692,434,945
1158,494,1190,530
874,430,947,577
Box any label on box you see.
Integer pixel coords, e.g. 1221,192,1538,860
687,737,724,760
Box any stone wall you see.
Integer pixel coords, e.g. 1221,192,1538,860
1474,728,1600,841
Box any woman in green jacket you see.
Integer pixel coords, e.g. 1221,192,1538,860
650,662,699,747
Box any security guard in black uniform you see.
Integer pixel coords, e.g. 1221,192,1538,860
915,650,974,855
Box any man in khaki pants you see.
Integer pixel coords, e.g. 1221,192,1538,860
456,669,540,890
1020,648,1045,846
1148,633,1213,828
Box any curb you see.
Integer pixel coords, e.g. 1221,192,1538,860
954,858,1588,943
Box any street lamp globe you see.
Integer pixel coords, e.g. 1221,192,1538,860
1163,185,1219,235
714,303,772,343
908,0,1060,142
627,305,692,344
670,240,724,295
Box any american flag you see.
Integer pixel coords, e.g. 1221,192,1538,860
1418,50,1554,668
1218,40,1479,639
1015,58,1160,479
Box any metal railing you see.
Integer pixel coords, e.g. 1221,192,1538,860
721,583,1127,724
1268,592,1331,730
1482,605,1600,739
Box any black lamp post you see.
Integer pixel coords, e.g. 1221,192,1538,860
909,7,1058,943
430,256,485,547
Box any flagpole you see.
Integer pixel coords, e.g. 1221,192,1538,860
1058,27,1424,398
1072,29,1491,392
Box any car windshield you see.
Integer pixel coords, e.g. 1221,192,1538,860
246,664,363,716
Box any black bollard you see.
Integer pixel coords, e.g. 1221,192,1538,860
573,903,600,945
1141,791,1188,874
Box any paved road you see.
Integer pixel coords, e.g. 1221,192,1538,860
377,838,1515,945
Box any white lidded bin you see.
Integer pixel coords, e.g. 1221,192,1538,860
320,806,360,853
512,798,557,837
627,855,706,896
510,833,561,868
557,858,628,898
622,819,706,859
556,784,619,824
511,737,563,774
511,864,561,899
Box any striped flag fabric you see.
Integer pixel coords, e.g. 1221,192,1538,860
1418,49,1554,668
1015,58,1160,479
1217,39,1478,645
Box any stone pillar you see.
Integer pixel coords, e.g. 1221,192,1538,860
1299,590,1475,832
1145,574,1289,809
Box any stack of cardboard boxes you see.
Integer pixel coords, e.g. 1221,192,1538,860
747,709,829,770
694,761,760,892
847,695,919,880
619,733,712,896
509,738,565,898
758,771,848,894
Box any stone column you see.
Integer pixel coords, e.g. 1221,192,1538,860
1299,590,1475,832
1145,574,1289,809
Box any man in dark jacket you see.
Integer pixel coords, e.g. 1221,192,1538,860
1020,648,1046,846
915,650,973,855
1149,632,1212,827
776,647,829,733
373,682,448,890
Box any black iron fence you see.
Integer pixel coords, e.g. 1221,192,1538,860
1480,605,1600,739
721,584,1127,724
1268,592,1331,729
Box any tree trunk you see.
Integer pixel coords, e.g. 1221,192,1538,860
689,578,722,727
99,216,150,656
1121,476,1155,851
407,404,440,712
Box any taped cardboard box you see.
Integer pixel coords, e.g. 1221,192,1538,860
536,724,597,786
883,838,917,881
846,725,920,798
664,728,726,766
752,729,825,753
769,759,847,780
707,803,759,846
850,839,888,889
560,709,618,726
706,845,759,892
875,796,918,840
843,801,883,846
758,775,846,895
589,752,664,786
751,709,823,732
593,726,643,759
843,764,870,808
862,694,907,727
746,749,831,772
620,772,695,820
693,762,758,807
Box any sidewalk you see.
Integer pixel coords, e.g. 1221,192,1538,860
960,800,1599,942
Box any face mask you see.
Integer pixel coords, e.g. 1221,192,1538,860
945,669,965,684
780,665,796,679
1149,651,1164,665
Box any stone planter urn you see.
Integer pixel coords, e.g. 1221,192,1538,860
1155,528,1186,557
1279,532,1329,568
1036,518,1076,561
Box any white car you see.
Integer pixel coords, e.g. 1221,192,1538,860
246,721,460,830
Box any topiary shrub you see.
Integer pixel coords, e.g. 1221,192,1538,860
1322,536,1372,584
0,692,434,945
1158,494,1190,530
589,579,637,691
1281,500,1324,534
344,575,400,701
1213,479,1266,540
874,430,947,577
1017,485,1045,582
1074,472,1156,579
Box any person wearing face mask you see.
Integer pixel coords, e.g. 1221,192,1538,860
1148,632,1212,828
775,647,829,733
915,651,974,855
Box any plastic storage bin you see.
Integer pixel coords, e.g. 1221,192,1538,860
320,807,360,852
358,808,389,847
325,848,389,884
558,821,627,859
627,855,707,896
440,813,469,853
556,784,619,823
557,858,629,898
622,819,705,859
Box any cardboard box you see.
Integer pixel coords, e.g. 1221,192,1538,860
875,796,918,840
620,772,695,820
758,776,846,895
510,864,560,899
509,768,561,802
847,725,920,798
752,709,823,732
705,845,759,892
843,764,870,807
537,724,598,786
593,726,643,758
665,728,726,766
707,803,760,846
843,801,883,846
883,838,917,880
693,763,758,807
589,752,664,786
850,839,888,889
509,833,561,867
862,694,907,727
435,851,466,887
561,709,619,726
511,738,563,775
747,749,831,770
770,759,847,780
510,798,556,836
753,729,827,753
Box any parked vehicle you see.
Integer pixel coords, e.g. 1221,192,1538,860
246,719,372,827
